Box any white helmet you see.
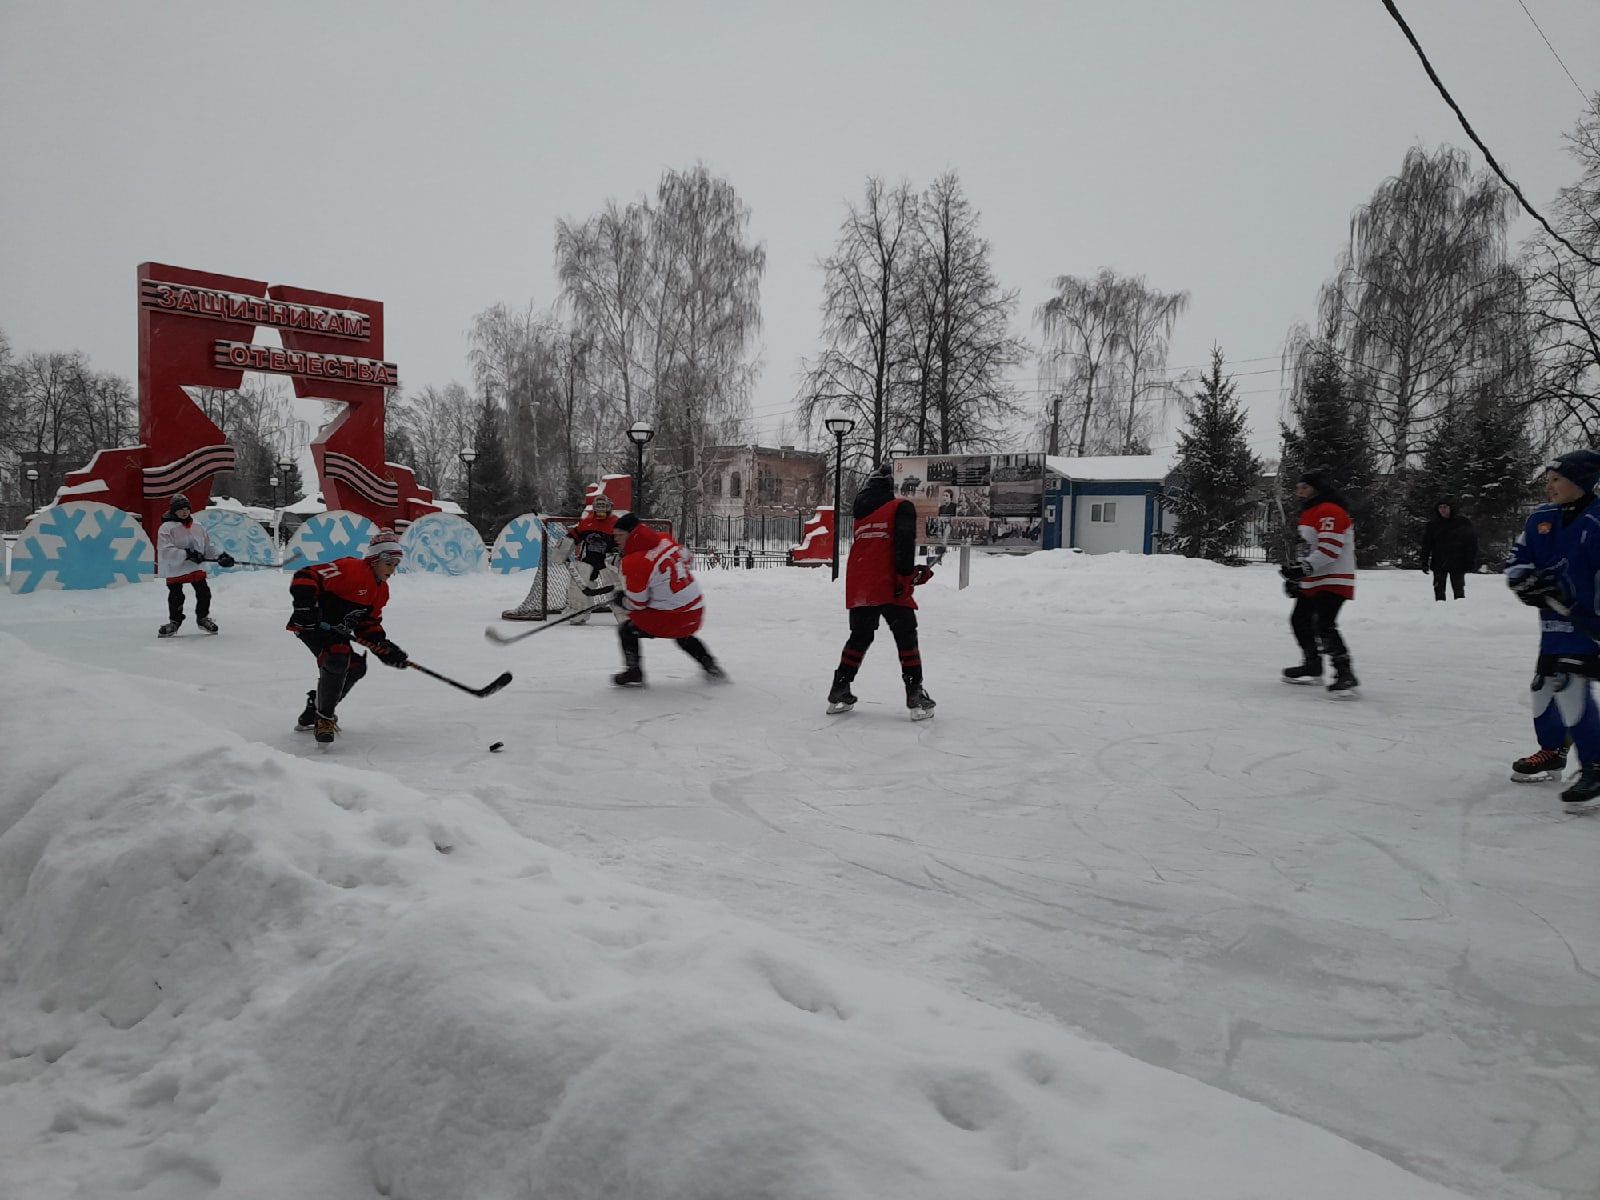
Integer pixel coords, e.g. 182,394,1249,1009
592,495,615,514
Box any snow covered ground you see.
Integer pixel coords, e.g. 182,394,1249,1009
1,552,1594,1200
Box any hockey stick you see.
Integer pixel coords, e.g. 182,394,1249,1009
328,624,514,698
484,603,610,646
406,660,514,698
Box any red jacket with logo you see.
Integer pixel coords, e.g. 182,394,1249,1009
287,557,392,639
845,495,919,609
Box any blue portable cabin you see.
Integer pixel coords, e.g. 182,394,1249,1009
1043,454,1171,554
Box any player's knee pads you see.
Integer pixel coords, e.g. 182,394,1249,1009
1550,672,1595,726
319,645,354,675
1530,672,1558,717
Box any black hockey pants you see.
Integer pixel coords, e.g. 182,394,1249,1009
836,604,923,689
1290,592,1348,666
167,578,211,622
617,619,715,670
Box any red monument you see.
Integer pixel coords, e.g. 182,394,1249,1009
61,263,437,539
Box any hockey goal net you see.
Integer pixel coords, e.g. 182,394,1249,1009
499,516,674,621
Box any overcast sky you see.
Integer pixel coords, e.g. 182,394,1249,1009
2,0,1596,458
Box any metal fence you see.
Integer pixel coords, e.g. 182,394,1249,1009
1156,501,1287,563
684,512,814,553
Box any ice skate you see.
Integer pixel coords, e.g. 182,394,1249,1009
906,684,936,722
158,619,183,638
1281,661,1322,685
1561,763,1600,805
1511,746,1567,782
313,713,340,746
827,676,857,714
1326,657,1359,698
196,616,219,634
294,690,318,733
613,665,645,687
702,660,729,683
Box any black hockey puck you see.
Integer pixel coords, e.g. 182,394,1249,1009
489,741,505,753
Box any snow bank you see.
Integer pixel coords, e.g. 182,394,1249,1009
0,629,1466,1198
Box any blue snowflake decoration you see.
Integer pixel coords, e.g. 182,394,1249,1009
282,510,377,570
490,514,565,574
8,502,154,594
194,509,279,576
398,513,487,575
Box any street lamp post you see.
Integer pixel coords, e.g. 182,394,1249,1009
25,468,39,514
627,421,655,515
276,458,295,551
459,448,478,524
824,416,855,581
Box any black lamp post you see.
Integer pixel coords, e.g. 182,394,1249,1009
25,468,39,513
824,416,855,581
459,448,478,523
627,421,654,515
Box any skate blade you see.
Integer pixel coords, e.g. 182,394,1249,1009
909,708,935,722
826,702,855,715
1510,771,1561,783
1281,676,1322,685
1327,690,1359,700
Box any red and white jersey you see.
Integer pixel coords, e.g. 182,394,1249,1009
619,525,704,638
1297,500,1356,599
156,516,214,582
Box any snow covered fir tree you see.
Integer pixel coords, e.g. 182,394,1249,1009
1163,347,1261,561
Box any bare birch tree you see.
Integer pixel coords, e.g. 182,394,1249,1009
902,171,1028,454
1316,146,1519,555
796,176,916,471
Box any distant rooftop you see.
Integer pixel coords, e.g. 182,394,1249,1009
1046,452,1173,483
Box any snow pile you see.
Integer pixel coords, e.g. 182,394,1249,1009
0,629,1467,1199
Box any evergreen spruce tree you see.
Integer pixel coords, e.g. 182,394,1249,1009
1279,347,1380,563
1406,393,1538,565
1166,347,1261,561
467,396,519,542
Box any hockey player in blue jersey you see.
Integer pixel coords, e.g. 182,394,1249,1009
1504,449,1600,804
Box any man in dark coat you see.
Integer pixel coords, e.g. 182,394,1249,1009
1420,499,1479,601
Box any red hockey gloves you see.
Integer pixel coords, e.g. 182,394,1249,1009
892,574,913,600
372,639,409,668
216,552,236,569
912,565,935,586
287,602,320,632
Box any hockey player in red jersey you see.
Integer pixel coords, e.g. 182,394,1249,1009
609,513,724,686
286,529,409,743
1280,468,1359,695
828,462,936,720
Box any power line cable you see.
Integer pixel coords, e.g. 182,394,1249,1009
1513,0,1594,107
1381,0,1600,269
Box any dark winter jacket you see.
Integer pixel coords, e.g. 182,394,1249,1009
1420,506,1478,572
